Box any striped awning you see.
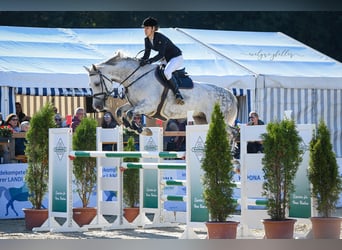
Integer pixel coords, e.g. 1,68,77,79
16,87,93,97
13,86,252,123
16,87,248,97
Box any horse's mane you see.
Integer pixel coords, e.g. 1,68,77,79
104,50,137,65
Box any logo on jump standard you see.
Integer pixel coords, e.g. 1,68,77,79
143,137,158,151
191,136,205,162
54,138,67,160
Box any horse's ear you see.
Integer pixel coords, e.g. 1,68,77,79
83,66,90,73
92,64,97,71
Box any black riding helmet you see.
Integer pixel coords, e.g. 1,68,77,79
142,17,158,27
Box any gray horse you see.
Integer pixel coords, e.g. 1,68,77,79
85,51,238,135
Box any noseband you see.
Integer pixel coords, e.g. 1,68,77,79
89,70,116,102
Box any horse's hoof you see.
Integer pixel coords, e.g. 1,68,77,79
141,128,153,136
176,98,184,105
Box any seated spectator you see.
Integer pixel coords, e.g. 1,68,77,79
1,114,19,163
232,119,242,159
101,111,119,151
123,114,143,151
54,113,68,128
164,119,186,151
5,113,20,132
15,121,30,156
71,107,85,132
101,111,118,129
247,111,265,153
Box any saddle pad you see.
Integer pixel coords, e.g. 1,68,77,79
155,67,194,89
178,77,193,89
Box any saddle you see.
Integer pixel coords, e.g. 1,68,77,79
155,65,194,89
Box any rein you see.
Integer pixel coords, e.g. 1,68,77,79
124,67,155,89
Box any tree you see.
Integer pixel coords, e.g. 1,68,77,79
201,102,237,222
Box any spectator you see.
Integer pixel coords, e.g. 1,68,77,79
123,114,143,151
232,119,242,159
20,121,30,132
1,114,19,163
164,119,186,151
131,114,143,150
5,113,20,132
101,111,118,129
53,106,58,114
54,113,67,128
15,102,27,123
71,107,85,132
15,121,30,156
247,111,265,153
101,111,118,151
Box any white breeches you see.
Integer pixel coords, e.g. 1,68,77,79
163,55,184,80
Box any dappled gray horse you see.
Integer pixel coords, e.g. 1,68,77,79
85,51,238,135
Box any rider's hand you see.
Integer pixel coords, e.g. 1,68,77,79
139,59,151,66
139,59,148,66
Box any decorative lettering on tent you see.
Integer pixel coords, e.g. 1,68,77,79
245,49,303,61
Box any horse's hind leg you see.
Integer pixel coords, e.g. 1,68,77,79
5,202,9,216
193,112,208,125
6,200,18,216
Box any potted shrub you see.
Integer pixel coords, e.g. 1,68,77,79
23,102,55,230
201,102,239,239
122,136,140,223
72,117,98,227
260,119,303,238
308,119,342,239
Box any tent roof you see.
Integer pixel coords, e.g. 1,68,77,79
1,26,341,91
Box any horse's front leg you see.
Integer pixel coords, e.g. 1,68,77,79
125,109,143,133
116,103,133,126
125,107,152,136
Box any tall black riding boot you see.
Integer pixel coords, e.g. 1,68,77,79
167,76,184,105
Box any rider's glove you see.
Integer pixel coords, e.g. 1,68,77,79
139,59,152,66
139,59,148,66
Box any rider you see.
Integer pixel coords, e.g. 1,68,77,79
139,16,185,105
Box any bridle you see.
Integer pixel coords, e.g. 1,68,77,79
90,64,155,102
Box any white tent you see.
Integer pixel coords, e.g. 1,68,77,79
178,28,342,157
0,26,254,120
1,26,342,157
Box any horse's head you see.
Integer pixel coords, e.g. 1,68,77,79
85,52,141,111
84,64,116,112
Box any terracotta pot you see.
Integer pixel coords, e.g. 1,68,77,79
123,207,140,223
72,207,97,227
310,217,342,239
262,219,297,239
23,208,48,230
205,221,240,239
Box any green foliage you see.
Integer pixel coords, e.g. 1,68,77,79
308,120,342,217
261,119,303,220
201,102,237,222
72,117,97,208
24,102,55,209
123,137,140,208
